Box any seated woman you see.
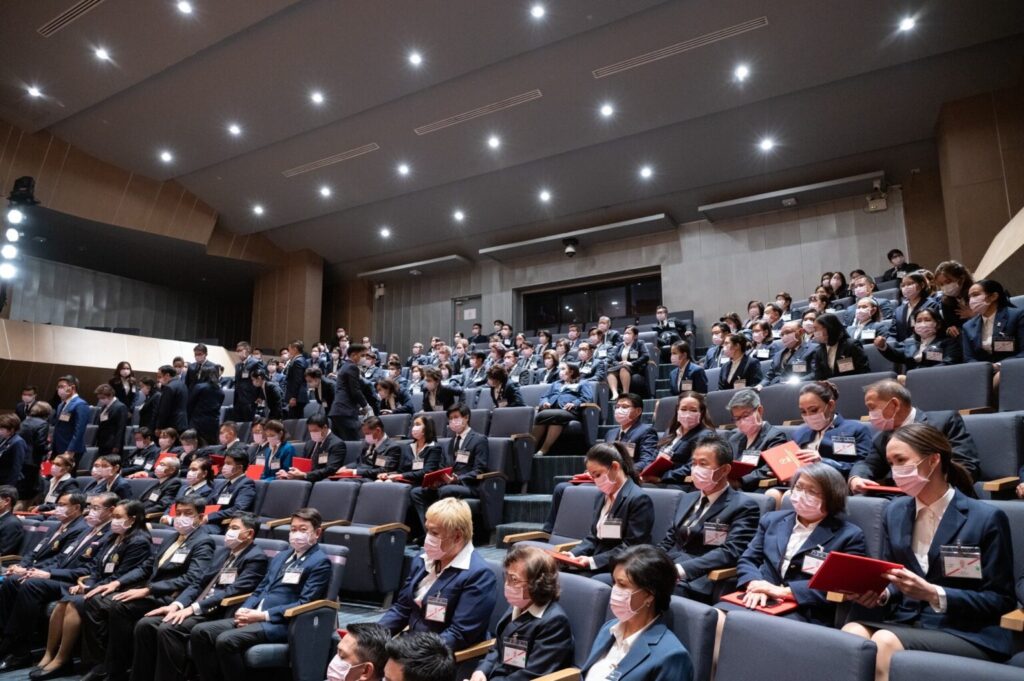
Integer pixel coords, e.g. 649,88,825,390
556,443,653,575
258,420,294,481
422,367,464,412
380,415,443,485
742,301,765,331
725,463,867,625
176,429,203,473
640,392,714,486
875,308,961,370
439,362,459,387
534,350,560,386
606,326,650,400
962,279,1023,373
806,292,830,315
725,390,790,493
530,363,592,457
580,545,694,681
407,366,425,394
246,420,267,464
470,546,574,681
790,381,873,478
700,323,727,369
846,297,891,344
554,339,571,364
32,454,79,513
377,498,497,652
376,378,413,415
830,271,850,300
809,313,869,380
717,334,763,390
33,499,152,680
800,309,819,338
140,456,183,515
668,341,708,396
747,321,776,361
160,457,217,524
888,272,938,343
536,330,554,358
486,365,524,408
843,423,1015,676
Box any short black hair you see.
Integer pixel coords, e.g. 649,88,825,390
304,367,323,379
346,623,390,676
887,248,904,260
615,393,643,410
193,343,208,354
447,403,471,420
385,632,455,681
609,545,678,614
158,365,176,378
176,494,207,515
0,486,18,505
63,492,87,511
291,507,322,530
136,427,154,442
347,343,366,357
306,413,329,428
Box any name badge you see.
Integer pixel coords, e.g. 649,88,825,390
255,457,266,466
740,450,761,465
217,494,232,505
994,339,1015,353
598,350,607,359
831,437,857,459
269,460,281,470
425,596,448,622
925,350,944,362
241,372,250,380
629,351,638,360
862,329,876,340
148,492,161,502
455,450,470,464
282,567,302,585
33,540,44,552
502,639,529,669
374,456,388,468
756,348,770,359
597,518,623,540
219,568,237,585
825,308,837,314
772,329,782,339
837,358,855,373
896,270,906,279
703,522,729,546
59,413,71,422
680,380,692,392
941,545,982,579
734,379,746,388
412,460,425,471
803,549,828,575
318,452,329,464
792,361,807,374
144,462,154,470
99,413,109,422
45,492,58,503
171,550,189,564
104,561,116,574
782,313,792,322
133,456,146,466
63,545,75,555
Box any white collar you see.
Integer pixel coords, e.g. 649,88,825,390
422,541,475,572
915,484,955,518
513,601,550,620
610,617,657,647
794,516,822,532
701,485,728,507
454,428,472,440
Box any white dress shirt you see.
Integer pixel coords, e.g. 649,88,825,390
414,540,475,605
585,618,657,681
980,312,996,352
781,516,821,575
910,484,954,612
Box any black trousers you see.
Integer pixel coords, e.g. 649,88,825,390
83,593,172,677
329,415,361,441
131,613,210,681
409,482,478,530
191,618,268,681
0,577,66,654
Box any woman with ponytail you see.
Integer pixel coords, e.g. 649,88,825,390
843,423,1015,679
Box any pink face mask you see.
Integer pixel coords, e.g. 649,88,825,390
690,465,720,492
678,411,701,431
504,583,532,610
594,471,618,496
802,411,829,432
736,412,762,438
309,431,323,443
609,586,641,623
790,489,824,520
410,425,424,439
892,457,935,497
752,331,765,343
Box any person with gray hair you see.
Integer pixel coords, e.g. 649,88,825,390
140,456,183,515
757,320,817,389
725,390,790,492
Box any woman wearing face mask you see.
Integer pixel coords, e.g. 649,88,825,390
108,361,140,411
641,393,714,486
35,500,152,680
790,382,873,479
700,323,728,369
470,546,574,681
141,456,183,515
32,454,79,514
843,424,1014,676
717,334,763,391
961,279,1023,370
0,414,28,488
534,350,560,386
375,378,413,415
606,326,650,401
742,301,765,330
580,545,693,681
668,341,707,395
536,330,554,357
175,429,203,473
933,260,975,337
746,321,776,361
247,421,268,464
258,420,294,481
168,458,217,520
800,310,820,339
888,272,938,343
531,364,592,457
830,271,850,300
809,313,868,380
876,308,961,370
382,416,442,485
420,366,463,413
726,463,866,625
407,367,425,394
846,297,891,344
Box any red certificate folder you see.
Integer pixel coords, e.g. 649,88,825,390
861,483,904,495
570,473,594,485
422,467,454,489
330,469,362,480
292,457,312,472
807,552,903,594
640,454,675,479
547,550,589,569
245,464,264,481
719,591,799,615
727,460,757,481
761,442,803,482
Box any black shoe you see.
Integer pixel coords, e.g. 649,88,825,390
79,669,109,681
0,653,32,671
29,664,75,680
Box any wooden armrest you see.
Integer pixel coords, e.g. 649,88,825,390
321,519,351,529
503,531,550,544
758,478,779,488
552,540,581,552
476,471,505,481
535,669,581,681
220,593,252,607
510,433,535,442
284,599,339,618
783,419,804,426
145,512,164,521
369,522,410,536
826,592,850,603
983,476,1020,492
0,554,22,564
959,407,994,415
1001,608,1024,632
266,517,292,529
454,639,495,663
708,568,737,581
580,403,600,410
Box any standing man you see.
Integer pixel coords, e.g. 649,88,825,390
52,376,92,468
283,340,309,419
329,344,372,440
232,342,263,422
155,366,189,433
186,344,216,391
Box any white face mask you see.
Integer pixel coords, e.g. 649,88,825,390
224,528,244,550
221,464,236,478
411,425,424,439
613,407,632,426
173,515,195,534
941,282,960,297
186,470,200,483
309,431,324,443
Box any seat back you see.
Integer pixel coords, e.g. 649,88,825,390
668,596,719,681
652,396,678,435
253,537,289,559
222,388,234,407
305,481,360,523
961,412,1024,496
150,527,177,547
319,543,348,601
485,560,509,631
890,650,1024,681
644,488,684,546
558,572,613,667
844,496,890,559
283,418,309,442
706,389,738,428
469,409,491,435
235,421,252,443
831,371,896,420
551,485,604,540
475,389,496,411
84,424,98,447
257,480,312,519
741,492,777,516
759,383,803,424
409,393,423,413
861,343,895,373
1000,359,1024,412
984,500,1024,583
379,414,412,438
716,611,876,681
350,482,410,526
488,406,535,437
462,387,481,409
519,384,549,408
414,411,448,440
127,478,159,501
15,519,44,555
905,363,993,412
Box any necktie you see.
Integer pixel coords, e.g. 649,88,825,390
158,535,186,568
453,436,462,453
685,496,709,527
196,553,237,604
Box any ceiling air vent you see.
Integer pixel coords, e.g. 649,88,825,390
592,16,768,79
282,143,380,178
38,0,107,37
414,89,542,136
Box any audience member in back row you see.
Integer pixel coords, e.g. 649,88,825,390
843,424,1015,676
961,279,1023,371
279,414,346,482
876,307,961,369
0,415,27,489
717,334,763,390
658,435,760,603
757,321,816,388
846,297,891,345
382,415,443,487
700,322,727,369
887,271,938,343
33,453,79,513
640,391,715,486
726,390,790,492
486,365,524,408
726,463,866,625
531,362,592,457
668,341,708,395
606,325,649,400
790,381,874,478
93,384,129,459
848,379,980,494
809,313,869,379
933,260,974,337
606,394,659,470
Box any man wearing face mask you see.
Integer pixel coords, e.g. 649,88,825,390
757,322,817,389
323,623,389,681
15,385,38,422
185,344,216,391
657,437,760,603
668,341,708,395
191,508,332,681
848,380,980,494
131,513,269,681
85,455,133,499
726,390,791,492
335,417,402,481
330,344,373,441
232,342,264,423
281,414,347,482
878,248,921,283
141,457,183,515
842,275,894,325
93,385,129,458
123,427,161,477
155,365,190,434
206,452,257,530
52,375,92,469
605,394,659,470
283,340,311,419
304,367,335,417
80,496,216,681
700,323,728,369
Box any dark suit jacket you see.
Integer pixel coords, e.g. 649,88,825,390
52,395,92,457
207,476,258,525
445,430,489,485
44,523,113,582
177,541,270,615
138,391,160,432
253,381,284,420
809,338,869,380
0,434,26,487
962,306,1024,363
283,355,310,406
187,382,225,440
582,619,693,681
301,432,347,483
397,442,443,486
668,362,708,395
658,424,714,485
123,443,161,476
378,389,412,415
155,379,189,433
879,334,961,370
490,382,524,408
141,526,216,596
0,512,25,556
185,360,216,391
174,480,216,505
240,543,332,641
476,602,575,681
570,479,654,572
329,360,368,418
578,357,607,383
307,380,335,415
850,410,980,484
728,424,791,492
84,475,133,500
350,437,402,479
15,400,36,422
717,355,764,390
82,530,155,588
36,476,80,512
379,549,497,651
24,516,89,569
608,342,650,374
95,400,130,455
759,341,817,387
701,345,724,370
233,356,265,419
19,416,49,467
142,477,183,514
737,511,866,625
605,423,659,470
790,414,874,476
423,384,464,413
888,298,940,343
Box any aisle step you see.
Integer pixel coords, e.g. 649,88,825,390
529,455,585,493
501,494,553,525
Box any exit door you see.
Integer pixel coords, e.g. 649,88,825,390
452,296,482,340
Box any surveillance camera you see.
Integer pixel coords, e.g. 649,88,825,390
563,237,579,258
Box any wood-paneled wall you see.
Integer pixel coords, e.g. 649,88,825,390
251,249,323,350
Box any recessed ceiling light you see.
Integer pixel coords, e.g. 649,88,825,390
453,210,465,222
379,227,391,238
538,189,551,203
310,90,324,105
159,150,173,163
639,166,653,179
734,64,750,81
176,1,193,14
94,47,111,61
408,51,423,67
530,4,546,19
1,244,16,259
6,210,24,226
319,186,332,198
0,263,15,280
600,103,614,118
899,16,916,31
487,135,501,149
27,86,42,98
397,163,411,176
759,137,775,152
227,123,242,136
252,204,264,216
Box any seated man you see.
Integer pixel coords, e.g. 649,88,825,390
657,437,760,603
576,342,607,383
841,274,894,324
757,321,817,388
85,454,133,499
378,499,496,651
605,394,658,469
140,457,183,515
725,390,791,492
213,422,248,460
80,496,216,681
384,632,456,681
191,508,332,681
206,452,258,531
130,513,269,681
848,379,980,493
279,414,347,482
0,486,23,556
123,427,161,477
668,341,708,395
323,623,389,681
337,416,402,480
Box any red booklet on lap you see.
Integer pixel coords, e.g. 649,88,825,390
761,442,803,482
640,454,675,479
570,473,594,485
807,552,903,594
727,460,757,481
861,483,904,495
548,550,589,569
422,467,454,489
720,590,799,615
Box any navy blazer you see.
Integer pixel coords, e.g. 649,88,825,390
791,414,874,476
241,542,332,642
728,424,791,491
570,479,654,572
52,395,92,457
329,360,368,418
846,321,892,344
142,476,183,514
174,480,216,505
582,619,693,681
283,355,310,406
143,526,216,596
94,400,130,455
81,530,155,588
701,345,724,370
758,341,817,387
301,432,347,483
45,523,112,582
658,486,760,596
810,339,870,380
36,476,81,512
349,438,402,479
737,511,866,625
490,382,525,408
378,389,412,415
608,342,650,374
578,357,608,383
850,411,980,485
0,434,26,487
606,423,659,470
961,306,1024,363
441,430,489,486
378,548,497,651
717,355,763,390
0,512,24,556
84,475,133,500
397,442,443,486
207,476,258,525
888,298,940,343
879,334,961,370
476,602,575,681
879,490,1014,658
178,541,269,616
23,516,89,569
668,362,708,396
123,443,160,476
423,384,464,413
155,379,189,433
540,381,592,412
655,424,714,486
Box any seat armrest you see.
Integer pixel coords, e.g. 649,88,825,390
1001,608,1024,632
0,554,21,565
476,471,505,481
783,419,804,426
510,434,535,442
369,522,410,536
826,592,850,603
580,403,600,410
284,599,339,618
321,519,351,529
758,478,779,488
708,568,737,581
145,512,164,521
221,593,252,607
551,540,581,552
983,477,1019,492
959,407,994,415
535,669,581,681
503,531,551,544
454,639,495,663
266,517,292,529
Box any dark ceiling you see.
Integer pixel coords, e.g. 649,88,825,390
2,0,1022,277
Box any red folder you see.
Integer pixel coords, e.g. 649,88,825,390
292,457,312,473
719,590,799,615
245,465,264,480
209,455,225,468
761,442,803,482
155,451,176,467
548,550,589,569
330,469,361,480
640,454,675,480
422,467,454,489
727,460,757,481
40,460,52,477
807,551,903,594
570,473,594,485
861,483,904,495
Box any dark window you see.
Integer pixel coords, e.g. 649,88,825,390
522,274,662,334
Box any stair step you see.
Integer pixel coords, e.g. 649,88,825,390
529,455,586,494
501,494,553,525
496,522,545,547
655,389,672,398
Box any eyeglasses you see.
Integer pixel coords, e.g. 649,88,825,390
791,484,822,499
504,575,527,587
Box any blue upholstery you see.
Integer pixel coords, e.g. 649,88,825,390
890,650,1024,681
830,371,897,420
379,413,412,438
1000,360,1024,412
962,412,1024,498
668,596,719,681
905,363,994,412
